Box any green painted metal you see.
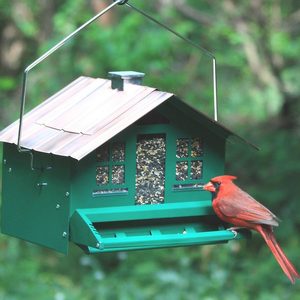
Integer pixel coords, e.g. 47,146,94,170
69,200,241,253
1,100,250,254
69,210,102,250
66,109,237,253
92,230,237,252
86,230,237,253
69,113,225,212
1,144,70,254
69,204,250,253
75,201,213,223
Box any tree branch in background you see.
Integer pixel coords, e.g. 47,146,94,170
284,9,300,33
91,0,116,27
223,0,299,129
173,0,212,26
223,0,279,88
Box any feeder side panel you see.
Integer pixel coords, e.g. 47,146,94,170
1,143,70,254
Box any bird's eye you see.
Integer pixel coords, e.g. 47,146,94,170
212,181,221,188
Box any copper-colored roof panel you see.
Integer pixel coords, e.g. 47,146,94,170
21,126,61,150
46,80,118,134
83,86,155,135
70,91,172,160
0,76,90,143
36,78,107,128
34,131,81,155
0,75,255,160
0,76,174,160
0,120,19,144
26,77,92,126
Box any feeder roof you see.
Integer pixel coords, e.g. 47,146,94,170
0,76,256,160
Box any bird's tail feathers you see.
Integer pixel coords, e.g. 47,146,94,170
258,226,300,284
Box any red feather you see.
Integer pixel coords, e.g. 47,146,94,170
203,175,300,284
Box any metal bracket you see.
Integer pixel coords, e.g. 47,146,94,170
27,151,52,171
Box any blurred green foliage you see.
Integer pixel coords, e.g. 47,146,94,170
0,0,300,299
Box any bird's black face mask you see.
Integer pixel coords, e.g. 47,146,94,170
211,181,221,199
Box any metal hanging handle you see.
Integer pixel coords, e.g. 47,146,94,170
124,2,218,122
17,0,218,152
17,0,124,152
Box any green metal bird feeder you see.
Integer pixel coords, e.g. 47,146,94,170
0,1,253,254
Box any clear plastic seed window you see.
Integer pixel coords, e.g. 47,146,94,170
175,137,203,189
96,142,125,186
135,134,166,205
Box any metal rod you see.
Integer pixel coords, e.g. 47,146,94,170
17,0,122,151
125,2,219,122
213,58,218,121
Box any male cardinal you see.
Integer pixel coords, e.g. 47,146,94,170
203,175,299,284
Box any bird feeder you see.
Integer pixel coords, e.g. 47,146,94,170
0,1,253,254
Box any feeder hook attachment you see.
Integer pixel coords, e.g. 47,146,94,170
114,0,129,4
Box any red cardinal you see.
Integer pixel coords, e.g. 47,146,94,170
203,175,300,284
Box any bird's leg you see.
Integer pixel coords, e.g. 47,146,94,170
226,227,245,238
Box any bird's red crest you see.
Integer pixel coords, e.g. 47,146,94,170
211,175,237,183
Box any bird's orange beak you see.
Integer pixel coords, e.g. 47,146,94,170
203,181,216,192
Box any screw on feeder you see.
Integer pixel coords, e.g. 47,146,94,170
37,182,48,187
62,232,67,238
65,192,70,197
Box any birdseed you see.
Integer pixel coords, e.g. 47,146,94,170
96,143,109,162
135,135,166,205
112,142,125,162
96,166,109,185
176,161,189,181
191,160,202,179
191,138,203,157
96,141,125,186
112,165,125,184
176,138,189,158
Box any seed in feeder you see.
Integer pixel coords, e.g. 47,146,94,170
176,161,188,181
112,165,125,184
191,138,203,157
96,143,109,162
135,135,166,205
176,138,189,158
96,166,109,185
112,142,125,162
191,160,202,180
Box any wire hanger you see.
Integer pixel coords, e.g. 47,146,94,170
17,0,218,154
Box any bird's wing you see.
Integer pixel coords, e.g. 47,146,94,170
219,187,280,227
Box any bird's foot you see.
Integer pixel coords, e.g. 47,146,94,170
226,227,244,238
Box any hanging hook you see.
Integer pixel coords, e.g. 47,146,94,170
114,0,129,4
